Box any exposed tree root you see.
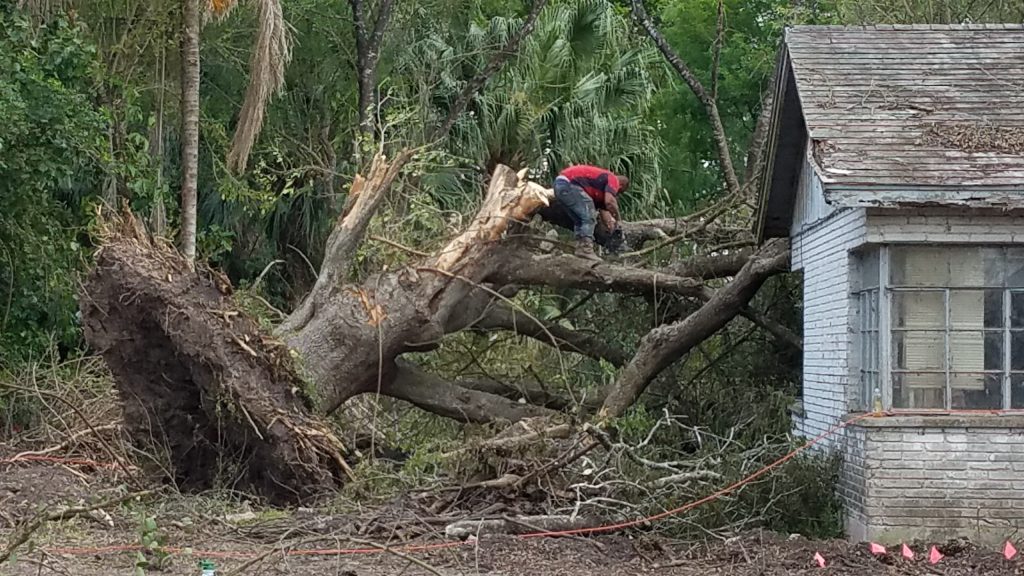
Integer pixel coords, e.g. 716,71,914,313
80,213,351,504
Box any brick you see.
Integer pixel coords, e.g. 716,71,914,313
986,471,1024,481
902,432,946,443
971,461,1012,471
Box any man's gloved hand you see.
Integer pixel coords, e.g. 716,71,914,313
604,227,627,255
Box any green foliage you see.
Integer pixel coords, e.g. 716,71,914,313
833,0,1024,23
0,8,109,361
134,515,170,574
389,0,667,216
648,0,832,208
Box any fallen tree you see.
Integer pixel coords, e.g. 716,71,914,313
81,163,788,503
79,0,795,504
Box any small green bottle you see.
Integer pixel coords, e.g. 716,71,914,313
199,560,216,576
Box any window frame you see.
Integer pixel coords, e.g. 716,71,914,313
858,245,1024,412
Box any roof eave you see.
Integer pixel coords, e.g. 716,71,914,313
824,184,1024,210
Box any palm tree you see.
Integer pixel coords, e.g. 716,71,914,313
180,0,201,261
31,0,291,262
396,0,666,214
177,0,290,262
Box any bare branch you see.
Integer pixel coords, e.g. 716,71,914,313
739,306,802,352
0,489,157,564
711,0,724,102
628,0,741,196
599,239,790,418
429,0,550,142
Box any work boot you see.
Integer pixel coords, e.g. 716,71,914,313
575,237,602,261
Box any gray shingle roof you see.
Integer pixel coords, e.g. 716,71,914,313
786,25,1024,190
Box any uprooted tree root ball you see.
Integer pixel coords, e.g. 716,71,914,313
79,211,352,503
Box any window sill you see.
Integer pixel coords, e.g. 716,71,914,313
844,411,1024,429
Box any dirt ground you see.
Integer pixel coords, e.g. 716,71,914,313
2,459,1023,576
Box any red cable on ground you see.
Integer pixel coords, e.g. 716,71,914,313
19,412,877,560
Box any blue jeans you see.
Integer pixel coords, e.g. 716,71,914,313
552,177,596,240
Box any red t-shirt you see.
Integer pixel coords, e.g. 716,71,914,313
559,165,621,206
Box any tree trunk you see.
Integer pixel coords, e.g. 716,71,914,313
179,0,201,262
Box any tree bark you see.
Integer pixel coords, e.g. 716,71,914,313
387,361,557,423
179,0,201,262
491,250,711,300
350,0,394,156
283,165,554,413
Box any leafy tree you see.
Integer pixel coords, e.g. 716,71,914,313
0,7,109,360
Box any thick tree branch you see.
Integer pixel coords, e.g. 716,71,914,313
453,376,587,411
666,249,754,280
429,0,549,142
490,251,712,300
350,0,395,141
473,303,630,367
742,65,779,190
387,360,557,423
599,239,790,418
629,0,741,196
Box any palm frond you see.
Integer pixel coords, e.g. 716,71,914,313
226,0,292,174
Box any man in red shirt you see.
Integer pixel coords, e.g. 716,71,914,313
539,164,629,260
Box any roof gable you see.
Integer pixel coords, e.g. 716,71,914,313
757,24,1024,240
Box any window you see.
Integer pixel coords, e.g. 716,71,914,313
855,250,880,410
859,246,1024,411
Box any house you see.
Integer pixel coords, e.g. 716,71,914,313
757,24,1024,544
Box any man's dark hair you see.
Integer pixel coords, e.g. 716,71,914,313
617,175,630,193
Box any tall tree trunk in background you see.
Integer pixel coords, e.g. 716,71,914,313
349,0,395,166
179,0,201,262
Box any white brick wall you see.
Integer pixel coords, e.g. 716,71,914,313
791,207,867,444
845,419,1024,545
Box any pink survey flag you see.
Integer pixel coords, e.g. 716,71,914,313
814,552,826,568
869,542,886,555
1004,540,1018,560
901,543,914,559
929,546,944,564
